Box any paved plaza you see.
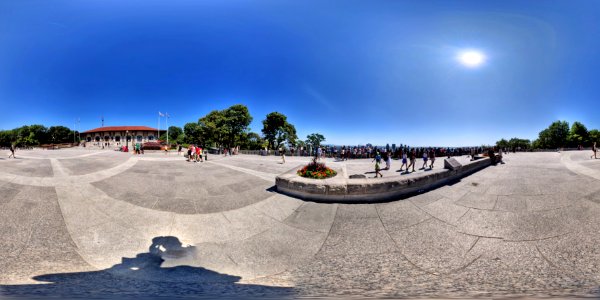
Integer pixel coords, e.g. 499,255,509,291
1,148,600,298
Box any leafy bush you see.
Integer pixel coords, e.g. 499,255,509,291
297,158,337,179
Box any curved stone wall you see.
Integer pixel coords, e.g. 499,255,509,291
276,157,492,203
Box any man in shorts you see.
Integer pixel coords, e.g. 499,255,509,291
8,144,16,159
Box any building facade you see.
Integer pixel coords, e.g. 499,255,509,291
81,126,160,146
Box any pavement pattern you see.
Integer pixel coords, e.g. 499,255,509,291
0,148,600,299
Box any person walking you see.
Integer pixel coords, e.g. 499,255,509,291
280,147,286,164
429,148,436,169
373,155,383,178
592,142,598,159
399,150,408,172
421,149,428,170
8,144,16,158
373,151,382,165
408,149,416,172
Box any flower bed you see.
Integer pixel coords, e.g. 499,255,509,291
297,159,337,179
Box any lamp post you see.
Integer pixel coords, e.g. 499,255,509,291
126,130,129,151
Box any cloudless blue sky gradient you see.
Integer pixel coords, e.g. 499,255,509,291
1,0,599,146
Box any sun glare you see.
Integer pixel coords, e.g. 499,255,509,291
458,50,485,68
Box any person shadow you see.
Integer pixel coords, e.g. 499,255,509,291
0,236,293,299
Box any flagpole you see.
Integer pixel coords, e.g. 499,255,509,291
157,112,160,142
166,112,169,146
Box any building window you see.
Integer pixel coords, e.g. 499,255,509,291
115,136,121,142
87,137,92,142
95,136,100,142
104,136,110,141
137,135,143,142
148,135,155,141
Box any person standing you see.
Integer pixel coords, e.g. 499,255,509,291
196,145,202,162
280,147,286,164
8,144,16,158
592,142,598,159
385,151,392,170
317,146,322,161
429,148,436,169
421,149,428,170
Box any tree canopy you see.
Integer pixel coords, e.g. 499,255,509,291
568,121,588,147
499,120,598,150
182,104,253,148
0,125,78,147
261,112,297,150
305,133,326,150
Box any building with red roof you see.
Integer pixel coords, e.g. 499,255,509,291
81,126,159,145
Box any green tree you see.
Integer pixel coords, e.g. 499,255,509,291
589,129,600,144
0,130,16,146
199,110,227,148
243,132,264,150
47,126,73,144
183,122,201,145
568,121,588,147
223,104,253,148
26,124,48,144
536,121,569,149
508,138,531,150
496,138,509,149
261,112,296,149
167,126,183,143
305,133,326,151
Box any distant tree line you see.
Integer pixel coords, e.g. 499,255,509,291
496,120,600,150
0,125,79,147
0,104,327,152
176,104,323,151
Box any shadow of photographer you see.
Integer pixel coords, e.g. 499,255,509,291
1,236,293,299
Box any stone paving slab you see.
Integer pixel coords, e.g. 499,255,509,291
1,149,600,298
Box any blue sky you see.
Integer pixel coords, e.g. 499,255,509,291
1,0,599,146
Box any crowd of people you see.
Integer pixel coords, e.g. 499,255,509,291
282,144,487,161
182,144,208,162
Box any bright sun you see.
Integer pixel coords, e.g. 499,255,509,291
458,50,485,67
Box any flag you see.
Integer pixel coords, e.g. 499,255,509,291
159,112,165,117
165,112,170,118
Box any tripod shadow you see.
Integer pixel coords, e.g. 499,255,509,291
1,236,293,299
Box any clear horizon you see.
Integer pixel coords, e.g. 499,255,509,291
1,0,599,147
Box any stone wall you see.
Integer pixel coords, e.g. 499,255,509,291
276,157,492,203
